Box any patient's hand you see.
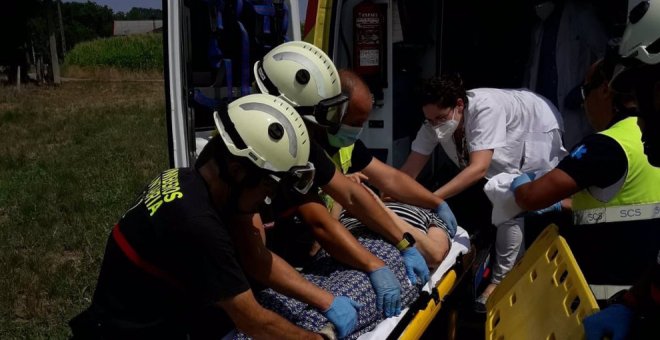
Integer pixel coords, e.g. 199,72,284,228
346,172,368,184
379,193,395,202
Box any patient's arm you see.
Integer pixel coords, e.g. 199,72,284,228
360,185,450,269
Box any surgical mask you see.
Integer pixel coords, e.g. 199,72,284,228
535,1,555,21
432,110,459,140
327,124,363,147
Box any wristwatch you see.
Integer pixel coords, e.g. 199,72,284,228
395,232,416,251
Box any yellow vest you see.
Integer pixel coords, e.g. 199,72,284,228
332,145,355,174
572,117,660,224
319,145,355,211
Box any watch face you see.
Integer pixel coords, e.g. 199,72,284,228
404,232,416,246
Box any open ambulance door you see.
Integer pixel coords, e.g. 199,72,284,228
163,0,302,168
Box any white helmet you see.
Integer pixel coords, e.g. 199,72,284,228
612,1,660,87
619,1,660,65
214,94,315,193
253,41,349,133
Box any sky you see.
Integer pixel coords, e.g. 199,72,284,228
64,1,306,20
64,0,161,13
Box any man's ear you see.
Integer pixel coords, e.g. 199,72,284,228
226,159,246,182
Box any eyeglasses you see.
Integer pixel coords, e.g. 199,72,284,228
580,82,600,101
425,108,456,127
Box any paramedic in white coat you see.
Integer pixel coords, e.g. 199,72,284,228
400,75,567,307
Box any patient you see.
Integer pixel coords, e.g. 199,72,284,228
342,184,452,270
233,185,453,339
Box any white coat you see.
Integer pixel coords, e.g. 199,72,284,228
412,88,567,178
411,88,568,224
523,1,608,149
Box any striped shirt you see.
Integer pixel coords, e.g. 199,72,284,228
339,202,448,234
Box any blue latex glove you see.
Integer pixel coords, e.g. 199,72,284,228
531,202,562,215
435,201,457,238
322,296,363,338
509,172,536,192
583,304,633,340
401,247,430,285
368,266,402,317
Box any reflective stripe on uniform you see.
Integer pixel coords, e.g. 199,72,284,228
112,224,183,289
589,284,632,300
573,202,660,225
572,117,660,224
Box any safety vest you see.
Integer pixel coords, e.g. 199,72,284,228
332,145,355,174
572,117,660,225
320,145,355,212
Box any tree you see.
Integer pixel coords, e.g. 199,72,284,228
120,7,163,20
0,0,45,82
61,1,114,48
0,1,161,83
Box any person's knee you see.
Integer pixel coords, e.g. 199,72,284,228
427,244,449,269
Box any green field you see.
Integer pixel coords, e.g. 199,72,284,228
64,33,163,70
0,80,168,338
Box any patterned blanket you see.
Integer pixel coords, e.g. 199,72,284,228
233,229,421,339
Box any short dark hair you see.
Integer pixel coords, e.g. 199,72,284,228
195,135,229,170
589,59,637,110
195,135,267,187
419,74,469,108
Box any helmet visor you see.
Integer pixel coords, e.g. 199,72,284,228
289,162,316,194
298,93,349,134
271,162,316,195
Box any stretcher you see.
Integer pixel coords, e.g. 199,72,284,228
358,226,471,340
221,226,471,340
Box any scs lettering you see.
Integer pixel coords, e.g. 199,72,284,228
620,208,642,218
586,212,604,223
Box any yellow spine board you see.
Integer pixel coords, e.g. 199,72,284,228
485,225,599,340
399,270,457,340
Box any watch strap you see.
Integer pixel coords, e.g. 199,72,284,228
395,237,410,251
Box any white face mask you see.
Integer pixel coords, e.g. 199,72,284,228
535,1,555,21
433,109,459,140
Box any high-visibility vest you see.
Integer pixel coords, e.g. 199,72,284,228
572,117,660,225
320,145,355,212
332,145,355,174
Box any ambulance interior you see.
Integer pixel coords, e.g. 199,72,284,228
164,0,629,338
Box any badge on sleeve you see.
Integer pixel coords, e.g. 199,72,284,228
570,144,587,160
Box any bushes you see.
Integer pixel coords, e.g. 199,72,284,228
64,33,163,71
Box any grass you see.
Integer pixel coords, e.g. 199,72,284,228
62,65,163,81
0,79,168,338
64,33,163,71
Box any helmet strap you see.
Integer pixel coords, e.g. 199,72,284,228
256,60,281,96
216,109,248,150
216,156,269,215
